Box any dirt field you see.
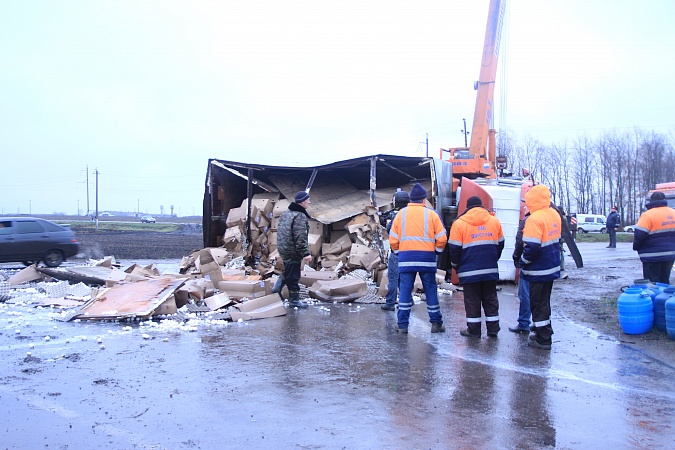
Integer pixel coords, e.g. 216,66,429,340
73,225,203,260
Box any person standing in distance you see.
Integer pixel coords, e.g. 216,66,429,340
606,206,620,248
520,185,561,351
449,196,504,338
508,202,531,334
275,191,313,309
380,190,410,311
389,183,447,333
633,191,675,284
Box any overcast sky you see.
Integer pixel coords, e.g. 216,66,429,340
1,0,673,216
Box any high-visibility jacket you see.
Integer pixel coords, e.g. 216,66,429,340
389,202,447,273
633,201,675,262
448,206,504,284
521,185,561,282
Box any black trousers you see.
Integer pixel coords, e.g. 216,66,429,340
642,261,674,285
462,281,500,335
282,260,302,293
608,228,616,247
529,281,554,345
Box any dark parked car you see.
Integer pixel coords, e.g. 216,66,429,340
0,217,80,267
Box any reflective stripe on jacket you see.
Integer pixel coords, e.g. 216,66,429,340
448,206,504,284
633,203,675,262
521,185,561,282
389,202,447,273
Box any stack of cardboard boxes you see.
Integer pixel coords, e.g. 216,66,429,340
223,194,389,283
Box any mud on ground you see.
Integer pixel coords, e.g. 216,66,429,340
552,257,674,366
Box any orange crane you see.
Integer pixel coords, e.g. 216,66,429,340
441,0,506,187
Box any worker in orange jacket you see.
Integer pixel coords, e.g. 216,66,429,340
633,191,675,284
389,183,447,334
448,196,504,338
519,184,561,350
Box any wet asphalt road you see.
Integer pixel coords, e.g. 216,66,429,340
1,244,674,449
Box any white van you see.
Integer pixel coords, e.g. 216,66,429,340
574,213,607,233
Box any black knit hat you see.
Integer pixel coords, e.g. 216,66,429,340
650,191,666,202
294,191,310,203
409,183,427,202
467,196,482,208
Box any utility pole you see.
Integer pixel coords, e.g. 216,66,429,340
426,133,428,157
95,168,99,231
462,118,469,147
86,164,90,217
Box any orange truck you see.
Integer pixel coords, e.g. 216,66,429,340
648,182,675,207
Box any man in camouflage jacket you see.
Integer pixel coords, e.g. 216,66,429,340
275,190,312,308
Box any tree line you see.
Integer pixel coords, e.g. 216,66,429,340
498,129,675,226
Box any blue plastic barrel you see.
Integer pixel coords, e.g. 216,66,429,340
631,283,657,302
618,287,654,334
654,287,675,332
666,296,675,340
654,282,670,294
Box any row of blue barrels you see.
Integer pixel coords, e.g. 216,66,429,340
618,281,675,338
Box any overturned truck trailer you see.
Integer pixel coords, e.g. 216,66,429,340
203,155,455,274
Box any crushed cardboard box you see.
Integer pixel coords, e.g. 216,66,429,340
217,279,267,300
308,278,368,302
228,294,286,321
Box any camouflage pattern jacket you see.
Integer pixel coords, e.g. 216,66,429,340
277,202,311,262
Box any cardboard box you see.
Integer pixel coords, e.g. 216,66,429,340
308,233,322,257
196,249,225,284
271,216,280,230
273,199,291,217
252,197,275,218
308,219,325,236
324,233,352,255
226,205,247,228
308,278,368,302
228,294,287,321
346,213,371,234
299,270,338,286
204,292,234,311
378,271,390,297
217,279,267,300
348,243,378,268
153,296,178,316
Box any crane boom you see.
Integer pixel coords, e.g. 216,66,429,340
444,0,506,182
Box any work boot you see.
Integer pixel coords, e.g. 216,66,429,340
381,304,396,311
508,325,530,334
431,322,445,333
287,291,308,309
396,326,408,334
527,334,551,350
271,276,284,294
460,328,480,338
